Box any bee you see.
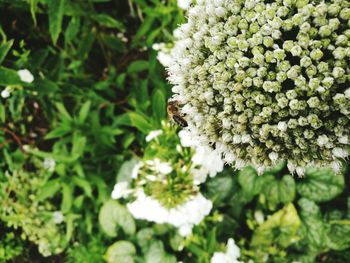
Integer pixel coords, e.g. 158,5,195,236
167,99,188,127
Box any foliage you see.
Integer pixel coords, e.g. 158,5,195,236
0,0,349,263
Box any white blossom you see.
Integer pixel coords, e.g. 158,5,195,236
52,211,64,224
43,158,56,172
17,69,34,83
1,87,10,98
211,238,242,263
127,190,212,236
145,130,163,142
111,181,132,199
177,0,192,10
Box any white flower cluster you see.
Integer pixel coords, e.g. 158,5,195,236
111,125,226,235
179,129,224,184
127,190,212,236
211,238,242,263
168,0,350,176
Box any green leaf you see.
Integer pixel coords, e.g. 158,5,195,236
238,166,262,199
104,241,136,263
0,104,5,123
0,39,13,65
71,134,87,158
325,220,350,250
298,198,325,251
73,176,92,198
47,0,66,44
29,0,39,25
127,60,149,73
56,102,72,121
0,66,21,86
61,183,73,213
91,14,124,31
78,101,91,124
206,175,234,203
136,228,155,251
99,200,136,237
152,89,166,123
297,167,345,202
64,16,80,45
117,158,140,183
126,112,154,134
145,241,176,263
279,175,296,204
261,175,280,210
251,203,301,248
37,179,61,201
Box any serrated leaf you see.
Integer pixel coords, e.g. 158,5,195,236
47,0,66,44
297,167,345,202
99,200,136,237
104,241,136,263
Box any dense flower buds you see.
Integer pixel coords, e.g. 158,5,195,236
168,0,350,176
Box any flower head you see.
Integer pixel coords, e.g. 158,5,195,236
168,0,350,176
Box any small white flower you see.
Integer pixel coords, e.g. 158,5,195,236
157,52,172,67
17,69,34,83
127,190,212,236
332,147,348,159
43,158,56,172
254,210,265,224
268,152,279,162
111,181,132,199
277,121,287,132
317,135,329,147
178,129,195,147
177,0,192,10
1,88,10,98
52,211,64,224
211,238,242,263
145,130,163,142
